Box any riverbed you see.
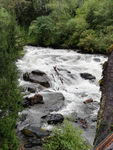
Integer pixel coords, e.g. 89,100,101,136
16,46,107,146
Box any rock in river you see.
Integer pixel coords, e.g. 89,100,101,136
23,70,50,88
21,126,50,148
22,127,50,138
80,73,96,81
42,92,65,112
23,94,44,107
17,92,65,131
41,114,64,125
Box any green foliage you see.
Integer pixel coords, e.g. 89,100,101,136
26,0,113,53
14,0,36,26
74,0,113,53
43,121,90,150
32,0,50,16
78,29,98,53
2,0,112,54
27,0,83,48
0,5,23,150
29,16,55,46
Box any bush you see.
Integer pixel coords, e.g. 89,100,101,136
14,0,36,26
43,121,90,150
77,29,98,53
0,6,23,150
29,16,55,46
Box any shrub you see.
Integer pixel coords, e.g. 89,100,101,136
29,16,55,46
43,121,91,150
78,29,98,53
0,6,23,150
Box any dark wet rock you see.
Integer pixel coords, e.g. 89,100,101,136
27,138,42,145
29,94,44,105
80,73,96,81
26,126,50,138
24,139,42,148
83,98,93,104
23,94,44,107
23,72,29,81
21,128,36,137
23,70,50,88
21,127,50,139
21,127,50,149
19,142,42,150
17,92,65,131
28,87,36,93
42,114,64,125
32,70,45,76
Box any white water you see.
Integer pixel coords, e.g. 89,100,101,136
16,46,107,145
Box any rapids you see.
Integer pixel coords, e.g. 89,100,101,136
16,46,107,145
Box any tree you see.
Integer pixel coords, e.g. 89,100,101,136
0,6,23,150
29,16,55,46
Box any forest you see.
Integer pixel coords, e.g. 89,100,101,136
15,0,113,54
0,0,113,149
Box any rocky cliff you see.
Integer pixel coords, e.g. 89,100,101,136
94,51,113,146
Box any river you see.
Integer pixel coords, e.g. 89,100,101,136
16,46,107,146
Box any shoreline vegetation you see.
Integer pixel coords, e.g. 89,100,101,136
0,0,113,149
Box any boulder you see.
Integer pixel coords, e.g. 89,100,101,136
28,87,36,93
83,98,93,104
23,70,50,88
42,114,64,125
22,83,45,93
23,94,44,107
21,127,50,149
41,92,65,112
21,128,36,137
22,127,50,139
80,73,96,81
32,70,45,76
23,72,29,81
17,92,65,132
24,140,42,148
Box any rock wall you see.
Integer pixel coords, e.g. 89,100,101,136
94,51,113,146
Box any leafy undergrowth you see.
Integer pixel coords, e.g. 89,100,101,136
43,121,92,150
